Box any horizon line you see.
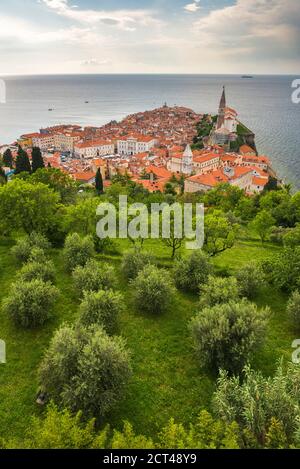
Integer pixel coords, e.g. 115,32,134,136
0,72,299,78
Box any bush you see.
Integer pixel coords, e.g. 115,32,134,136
3,279,59,328
78,290,124,334
24,402,108,449
28,247,49,264
287,290,300,330
18,260,55,283
110,422,154,449
236,262,265,299
121,249,154,280
132,265,175,315
173,250,213,293
199,275,239,309
11,232,51,264
39,324,131,418
269,226,287,245
63,233,94,271
73,260,117,296
213,362,300,446
189,300,269,373
158,410,240,449
262,247,300,292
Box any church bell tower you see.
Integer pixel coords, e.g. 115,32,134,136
182,144,193,175
216,86,226,129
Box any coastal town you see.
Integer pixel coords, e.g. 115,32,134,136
0,89,276,194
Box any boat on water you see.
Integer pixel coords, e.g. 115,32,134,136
241,75,253,79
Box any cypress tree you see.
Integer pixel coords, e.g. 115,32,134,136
95,168,104,195
0,166,6,184
2,149,13,168
31,147,44,173
15,146,31,174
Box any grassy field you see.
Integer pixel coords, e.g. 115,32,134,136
0,232,294,442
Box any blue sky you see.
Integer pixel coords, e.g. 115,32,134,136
0,0,299,74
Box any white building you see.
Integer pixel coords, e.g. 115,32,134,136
53,132,82,153
224,107,238,133
185,166,253,193
167,146,220,176
32,134,55,151
117,135,157,156
74,140,115,159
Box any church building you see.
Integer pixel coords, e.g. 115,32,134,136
212,87,238,144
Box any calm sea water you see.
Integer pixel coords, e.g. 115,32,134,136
0,74,299,187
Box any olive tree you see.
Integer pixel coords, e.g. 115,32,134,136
287,290,300,330
39,324,131,418
73,260,117,296
3,279,59,328
173,250,213,294
78,290,124,334
121,249,154,280
63,233,94,271
11,232,51,264
213,362,300,446
132,265,175,315
198,275,239,309
18,259,55,283
236,262,265,299
190,300,269,373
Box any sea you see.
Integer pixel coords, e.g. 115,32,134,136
0,74,299,188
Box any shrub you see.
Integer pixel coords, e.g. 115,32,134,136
198,275,239,309
28,247,49,264
111,422,154,449
236,262,265,299
132,265,175,314
283,224,300,248
11,232,51,264
63,233,94,271
158,410,240,449
262,247,300,292
73,260,117,296
173,250,213,293
18,260,55,283
121,249,154,280
269,226,287,245
78,290,124,334
213,362,300,446
189,300,269,373
251,209,275,243
24,402,108,449
39,324,131,418
3,279,59,328
287,290,300,330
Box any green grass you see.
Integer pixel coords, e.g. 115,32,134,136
237,122,253,135
0,233,295,443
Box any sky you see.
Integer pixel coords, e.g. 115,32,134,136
0,0,299,75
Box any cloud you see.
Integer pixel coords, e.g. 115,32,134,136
193,0,300,56
40,0,161,30
81,59,111,67
184,1,200,13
